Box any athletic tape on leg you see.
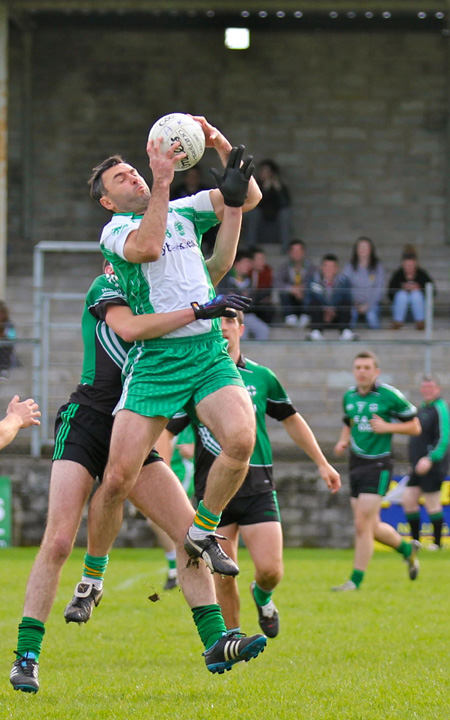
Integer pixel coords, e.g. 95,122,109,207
218,451,249,471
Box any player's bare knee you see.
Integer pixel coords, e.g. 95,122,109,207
43,531,74,564
257,565,283,588
221,426,255,461
102,469,136,502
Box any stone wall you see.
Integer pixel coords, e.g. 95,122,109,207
8,22,449,268
0,454,393,549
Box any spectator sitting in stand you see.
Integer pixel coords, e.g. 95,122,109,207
244,159,291,252
343,236,385,330
274,239,316,328
305,254,355,341
249,246,275,325
387,246,436,331
0,300,18,381
170,166,217,257
218,251,270,341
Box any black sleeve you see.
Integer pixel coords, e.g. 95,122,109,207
91,297,129,322
266,399,297,422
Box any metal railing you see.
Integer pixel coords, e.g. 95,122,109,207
28,243,447,456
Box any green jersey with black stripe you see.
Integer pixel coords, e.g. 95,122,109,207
99,191,220,343
167,354,296,498
343,381,417,459
69,272,130,414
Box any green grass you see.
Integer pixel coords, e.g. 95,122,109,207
1,547,449,719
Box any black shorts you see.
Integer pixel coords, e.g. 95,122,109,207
408,469,446,494
53,403,162,481
210,491,281,527
349,454,394,498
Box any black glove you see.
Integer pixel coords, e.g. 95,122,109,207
209,145,255,207
191,294,252,320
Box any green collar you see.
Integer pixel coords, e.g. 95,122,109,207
113,212,144,219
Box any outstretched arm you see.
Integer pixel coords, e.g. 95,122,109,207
191,116,262,219
0,395,41,450
206,204,242,286
282,413,341,493
105,294,250,342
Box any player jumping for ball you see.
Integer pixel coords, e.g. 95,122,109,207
81,118,261,580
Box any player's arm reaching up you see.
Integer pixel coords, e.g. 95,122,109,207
191,116,262,219
206,145,255,286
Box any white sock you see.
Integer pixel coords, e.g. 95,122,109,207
81,576,103,590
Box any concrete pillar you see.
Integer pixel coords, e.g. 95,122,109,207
0,1,7,293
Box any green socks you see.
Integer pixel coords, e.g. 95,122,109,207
16,617,45,661
82,553,109,586
192,604,227,650
396,539,412,559
252,582,273,607
350,569,365,588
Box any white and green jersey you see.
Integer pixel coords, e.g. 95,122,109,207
100,190,220,342
343,381,417,459
167,354,297,498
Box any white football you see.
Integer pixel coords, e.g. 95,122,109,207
148,113,206,172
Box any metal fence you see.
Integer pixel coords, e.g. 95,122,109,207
20,242,450,456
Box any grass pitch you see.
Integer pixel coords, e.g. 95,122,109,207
1,547,449,720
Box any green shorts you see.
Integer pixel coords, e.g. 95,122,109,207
118,331,244,418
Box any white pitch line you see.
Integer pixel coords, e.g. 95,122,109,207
112,572,151,591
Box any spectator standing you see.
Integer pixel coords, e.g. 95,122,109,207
343,237,385,329
249,246,275,325
274,239,316,327
244,159,291,251
305,254,355,341
403,375,449,550
387,247,435,330
0,300,17,380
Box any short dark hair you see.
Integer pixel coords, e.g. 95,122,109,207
234,250,252,263
248,245,264,257
354,350,379,368
321,253,338,263
88,155,126,203
258,159,280,175
289,238,305,250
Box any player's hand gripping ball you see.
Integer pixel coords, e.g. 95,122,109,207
148,113,206,171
